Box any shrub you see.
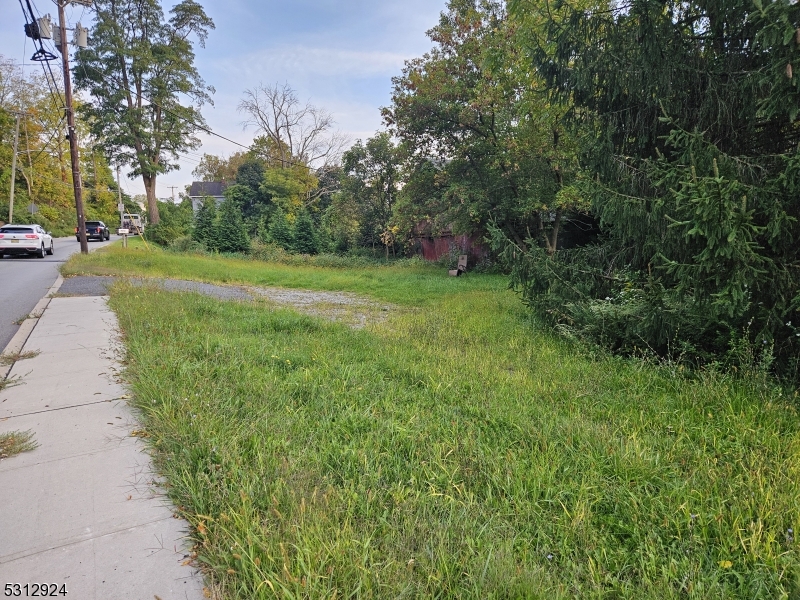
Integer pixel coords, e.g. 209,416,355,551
169,235,208,254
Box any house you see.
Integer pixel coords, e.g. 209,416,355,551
188,181,228,213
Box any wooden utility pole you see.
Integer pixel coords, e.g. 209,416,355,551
58,0,88,253
8,112,20,224
116,164,125,227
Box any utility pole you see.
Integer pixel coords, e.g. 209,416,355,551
167,186,178,203
58,1,88,253
116,164,124,226
8,112,20,224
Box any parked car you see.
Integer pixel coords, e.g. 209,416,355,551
0,224,54,258
76,220,110,242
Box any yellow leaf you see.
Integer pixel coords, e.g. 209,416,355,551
719,560,733,569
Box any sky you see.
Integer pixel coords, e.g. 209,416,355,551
1,0,447,200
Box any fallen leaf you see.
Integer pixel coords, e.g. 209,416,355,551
719,560,733,569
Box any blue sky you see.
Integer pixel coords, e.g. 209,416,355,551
1,0,446,198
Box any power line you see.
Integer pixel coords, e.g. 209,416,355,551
74,61,324,173
16,0,66,113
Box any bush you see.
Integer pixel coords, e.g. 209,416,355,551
168,235,208,254
145,199,193,247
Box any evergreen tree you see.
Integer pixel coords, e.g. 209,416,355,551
507,0,800,377
192,197,218,251
292,210,318,255
267,208,294,251
216,194,249,253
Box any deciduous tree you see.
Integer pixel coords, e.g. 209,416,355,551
75,0,215,225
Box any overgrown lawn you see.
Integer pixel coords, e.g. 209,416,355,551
89,249,800,598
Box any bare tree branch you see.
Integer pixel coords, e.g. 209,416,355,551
238,82,348,170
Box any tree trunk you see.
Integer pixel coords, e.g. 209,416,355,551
544,208,563,256
142,174,160,224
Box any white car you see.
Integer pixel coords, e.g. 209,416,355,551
0,224,54,259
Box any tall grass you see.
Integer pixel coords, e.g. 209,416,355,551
103,265,800,598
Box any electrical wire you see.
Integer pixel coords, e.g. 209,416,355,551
17,1,327,196
75,61,323,173
16,0,66,113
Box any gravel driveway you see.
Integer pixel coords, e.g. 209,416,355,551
58,276,393,328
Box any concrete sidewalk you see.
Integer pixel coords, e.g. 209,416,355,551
0,290,205,598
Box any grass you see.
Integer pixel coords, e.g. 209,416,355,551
0,350,41,366
61,239,506,306
66,247,800,598
0,430,38,458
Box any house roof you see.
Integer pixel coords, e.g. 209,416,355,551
188,181,228,197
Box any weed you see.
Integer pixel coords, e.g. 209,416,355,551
0,430,38,458
0,376,23,392
70,251,800,599
0,350,40,366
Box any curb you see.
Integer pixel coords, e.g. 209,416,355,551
1,275,64,379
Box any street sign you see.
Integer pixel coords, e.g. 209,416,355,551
117,203,125,212
27,203,38,214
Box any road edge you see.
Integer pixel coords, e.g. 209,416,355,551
1,275,64,379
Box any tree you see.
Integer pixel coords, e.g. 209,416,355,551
0,55,122,234
192,196,217,250
507,0,800,377
332,133,402,255
75,0,215,225
267,207,293,251
384,0,585,252
260,164,318,216
144,197,194,246
238,83,347,208
192,151,248,182
292,210,318,254
216,193,249,253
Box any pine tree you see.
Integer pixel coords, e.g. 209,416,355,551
267,208,294,251
216,195,250,254
292,210,318,255
192,197,218,251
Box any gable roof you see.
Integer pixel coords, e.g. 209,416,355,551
188,181,228,198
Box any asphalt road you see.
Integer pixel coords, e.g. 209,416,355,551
0,236,115,352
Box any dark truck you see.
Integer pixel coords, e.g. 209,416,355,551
76,220,110,242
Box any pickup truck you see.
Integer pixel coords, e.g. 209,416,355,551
76,221,110,241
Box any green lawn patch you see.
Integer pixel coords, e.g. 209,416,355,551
62,240,505,306
89,250,800,598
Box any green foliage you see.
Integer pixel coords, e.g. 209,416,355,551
260,165,317,216
216,194,250,254
168,235,207,254
332,132,401,254
192,197,218,250
0,56,126,231
292,209,318,254
385,1,584,252
145,199,194,247
504,0,800,380
266,207,294,251
91,256,800,598
74,0,215,224
192,151,248,183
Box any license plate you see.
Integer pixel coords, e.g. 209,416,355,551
10,239,19,243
